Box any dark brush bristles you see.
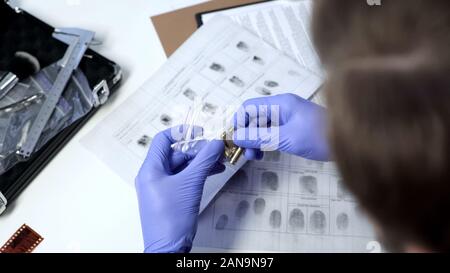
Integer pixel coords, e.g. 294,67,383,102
8,51,41,80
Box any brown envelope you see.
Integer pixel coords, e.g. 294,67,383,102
151,0,267,57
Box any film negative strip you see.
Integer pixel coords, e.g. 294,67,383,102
0,224,43,253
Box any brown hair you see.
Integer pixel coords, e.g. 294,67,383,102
312,0,450,251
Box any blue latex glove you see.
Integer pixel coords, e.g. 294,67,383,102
233,93,330,161
135,127,225,253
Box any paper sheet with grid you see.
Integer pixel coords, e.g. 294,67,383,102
81,15,322,211
194,152,375,252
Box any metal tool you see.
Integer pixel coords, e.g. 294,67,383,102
17,28,95,158
0,71,18,100
222,128,244,165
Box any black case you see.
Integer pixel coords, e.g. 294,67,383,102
0,1,122,214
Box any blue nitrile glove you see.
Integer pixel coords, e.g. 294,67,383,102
233,93,330,161
135,126,225,253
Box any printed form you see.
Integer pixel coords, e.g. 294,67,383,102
82,15,322,212
195,2,375,252
201,0,326,105
201,0,322,76
194,153,375,252
82,14,375,251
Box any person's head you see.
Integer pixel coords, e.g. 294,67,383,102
312,0,450,252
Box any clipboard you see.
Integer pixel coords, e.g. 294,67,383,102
195,0,272,27
151,0,269,57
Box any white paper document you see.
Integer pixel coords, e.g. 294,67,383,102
81,16,323,211
82,14,375,252
194,152,375,252
201,0,323,77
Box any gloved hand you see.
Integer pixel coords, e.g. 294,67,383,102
135,126,225,253
233,93,330,161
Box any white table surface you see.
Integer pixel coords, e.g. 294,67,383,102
0,0,207,253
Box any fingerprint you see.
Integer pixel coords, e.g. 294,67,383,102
215,214,229,230
289,209,305,231
299,176,318,195
236,41,249,51
264,151,281,162
202,102,218,115
235,200,250,219
210,62,225,72
230,76,245,87
227,169,249,190
253,198,266,215
309,210,326,234
160,114,172,126
261,171,279,191
336,213,349,231
252,55,265,65
269,210,282,228
137,135,151,147
264,80,279,88
183,88,197,101
288,70,301,77
255,87,272,96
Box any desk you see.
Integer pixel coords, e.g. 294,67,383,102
0,0,206,252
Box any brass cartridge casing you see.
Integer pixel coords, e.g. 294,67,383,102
222,129,244,165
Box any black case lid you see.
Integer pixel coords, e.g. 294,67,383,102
0,1,122,208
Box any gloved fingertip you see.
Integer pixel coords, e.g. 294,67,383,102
244,149,259,160
182,140,225,176
207,140,225,156
193,140,225,165
255,150,264,160
233,128,262,150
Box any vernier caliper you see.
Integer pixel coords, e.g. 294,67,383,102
0,71,18,100
17,28,95,158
